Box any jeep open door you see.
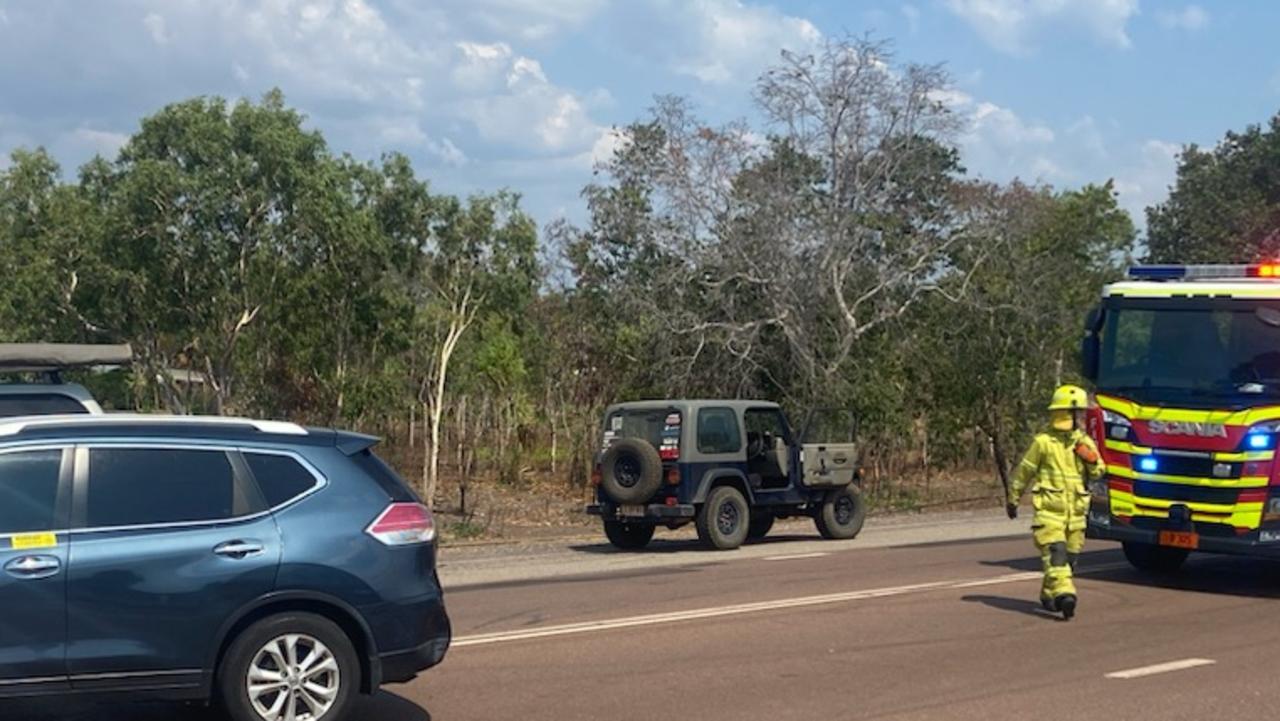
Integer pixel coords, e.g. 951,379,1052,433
799,409,858,487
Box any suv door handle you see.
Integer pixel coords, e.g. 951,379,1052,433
4,555,61,579
213,540,265,559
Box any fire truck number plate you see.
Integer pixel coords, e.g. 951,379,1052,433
1158,530,1198,550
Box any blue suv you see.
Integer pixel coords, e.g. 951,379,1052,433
0,414,450,721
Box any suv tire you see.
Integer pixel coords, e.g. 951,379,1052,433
747,513,774,540
603,519,655,550
218,612,359,721
1122,541,1189,573
696,486,750,550
600,438,664,504
815,485,866,540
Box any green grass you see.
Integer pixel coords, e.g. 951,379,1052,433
444,519,487,540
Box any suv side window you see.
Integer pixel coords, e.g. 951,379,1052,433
697,407,742,454
0,449,64,533
86,447,259,528
744,409,790,443
244,452,319,508
0,394,90,418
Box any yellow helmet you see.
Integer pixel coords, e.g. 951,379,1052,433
1048,384,1090,411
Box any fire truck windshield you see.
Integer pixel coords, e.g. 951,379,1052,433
1097,299,1280,406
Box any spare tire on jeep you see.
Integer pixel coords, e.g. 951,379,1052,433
600,438,663,504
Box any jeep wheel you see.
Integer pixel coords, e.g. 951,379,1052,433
218,612,358,721
1122,541,1188,573
815,485,866,540
696,486,750,550
603,519,655,550
600,438,663,504
747,513,774,540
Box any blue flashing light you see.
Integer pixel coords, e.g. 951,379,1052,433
1126,263,1280,281
1127,265,1187,280
1137,457,1159,473
1248,433,1273,450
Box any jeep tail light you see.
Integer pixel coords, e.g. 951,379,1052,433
666,466,681,485
367,502,436,545
591,464,603,485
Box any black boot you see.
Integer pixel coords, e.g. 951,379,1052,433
1056,594,1077,620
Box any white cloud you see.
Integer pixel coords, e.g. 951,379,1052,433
590,128,627,166
629,0,822,85
426,137,467,167
939,90,1060,180
449,41,602,153
385,0,606,42
1112,139,1181,221
938,88,1181,227
67,128,129,159
944,0,1139,54
902,4,921,34
142,12,168,45
1157,5,1209,31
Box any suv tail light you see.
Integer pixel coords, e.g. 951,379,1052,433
366,503,436,545
591,464,603,485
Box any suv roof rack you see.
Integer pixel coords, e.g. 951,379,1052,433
0,343,134,384
0,413,308,438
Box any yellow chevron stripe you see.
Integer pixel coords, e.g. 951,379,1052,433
1106,465,1268,487
1102,439,1272,463
1097,393,1280,427
1109,490,1264,528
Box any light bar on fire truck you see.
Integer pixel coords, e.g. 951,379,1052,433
1127,263,1280,280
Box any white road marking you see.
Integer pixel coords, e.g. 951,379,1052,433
1105,658,1216,679
763,552,830,561
453,563,1128,648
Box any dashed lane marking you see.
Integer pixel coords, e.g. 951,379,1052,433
762,552,830,561
1105,658,1216,679
452,563,1129,648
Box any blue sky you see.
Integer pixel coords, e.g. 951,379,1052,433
1,0,1277,231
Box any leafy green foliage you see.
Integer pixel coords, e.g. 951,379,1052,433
1147,114,1280,262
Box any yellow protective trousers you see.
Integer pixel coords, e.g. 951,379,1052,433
1035,523,1084,600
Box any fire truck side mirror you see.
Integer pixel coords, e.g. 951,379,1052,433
1081,305,1103,382
1081,334,1100,382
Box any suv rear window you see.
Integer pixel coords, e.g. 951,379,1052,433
86,448,259,527
245,452,319,508
349,450,418,503
0,449,63,533
604,409,681,459
0,394,90,418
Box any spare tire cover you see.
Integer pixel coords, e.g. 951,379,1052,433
600,438,664,504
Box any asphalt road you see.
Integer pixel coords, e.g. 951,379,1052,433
10,514,1280,720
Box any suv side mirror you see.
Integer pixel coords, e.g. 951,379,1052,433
1081,305,1103,382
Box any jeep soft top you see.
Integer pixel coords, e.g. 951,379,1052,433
0,343,133,417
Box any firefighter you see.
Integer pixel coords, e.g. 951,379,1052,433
1006,384,1106,620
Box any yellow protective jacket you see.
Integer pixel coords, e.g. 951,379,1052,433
1009,429,1106,531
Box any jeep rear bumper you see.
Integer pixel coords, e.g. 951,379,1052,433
586,503,696,521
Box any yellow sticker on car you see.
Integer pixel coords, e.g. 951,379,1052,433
9,532,58,550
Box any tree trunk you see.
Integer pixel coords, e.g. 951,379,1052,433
427,399,437,507
426,394,444,508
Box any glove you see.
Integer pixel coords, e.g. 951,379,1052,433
1006,503,1019,520
1074,441,1100,464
